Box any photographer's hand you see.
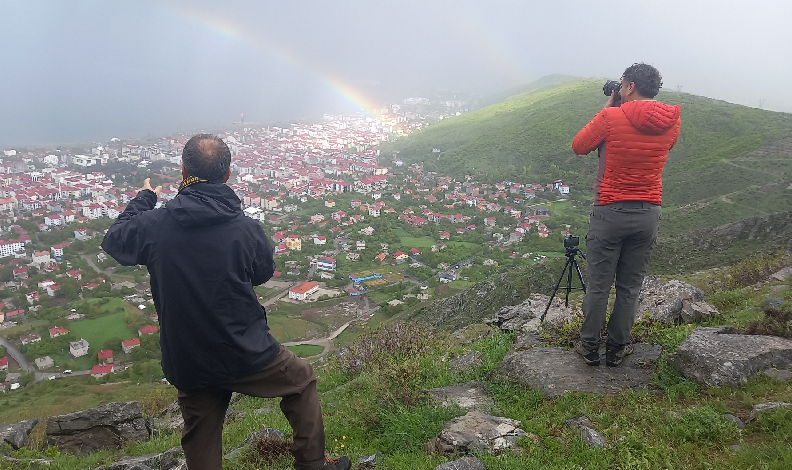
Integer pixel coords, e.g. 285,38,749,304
141,178,162,196
604,91,617,108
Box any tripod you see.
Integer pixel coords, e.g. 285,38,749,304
540,244,586,322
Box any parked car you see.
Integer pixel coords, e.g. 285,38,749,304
63,370,72,374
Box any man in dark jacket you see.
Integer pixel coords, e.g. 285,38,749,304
102,134,350,470
571,64,681,367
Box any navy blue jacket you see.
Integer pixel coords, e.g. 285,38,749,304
101,182,279,390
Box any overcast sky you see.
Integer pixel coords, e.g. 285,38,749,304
1,0,790,147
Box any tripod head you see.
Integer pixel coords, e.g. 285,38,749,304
565,245,586,260
563,235,586,260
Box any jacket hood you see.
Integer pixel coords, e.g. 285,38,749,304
166,182,242,227
621,100,681,135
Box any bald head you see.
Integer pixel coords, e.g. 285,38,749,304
182,134,232,183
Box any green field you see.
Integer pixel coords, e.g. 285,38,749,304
68,312,135,353
399,236,436,248
285,344,324,357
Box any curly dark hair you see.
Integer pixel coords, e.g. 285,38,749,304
182,134,232,183
621,63,663,99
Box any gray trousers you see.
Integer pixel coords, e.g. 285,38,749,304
580,201,661,351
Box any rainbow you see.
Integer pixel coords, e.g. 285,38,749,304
160,4,384,117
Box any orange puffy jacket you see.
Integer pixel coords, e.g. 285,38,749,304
572,100,681,205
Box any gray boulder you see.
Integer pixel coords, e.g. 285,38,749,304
769,267,792,281
44,401,150,455
723,414,745,429
498,344,662,397
565,415,606,448
484,294,575,333
433,456,487,470
447,351,484,373
763,298,785,311
748,402,792,421
425,382,494,411
636,277,719,323
356,453,382,469
667,327,792,387
511,332,543,351
425,411,526,455
0,419,38,449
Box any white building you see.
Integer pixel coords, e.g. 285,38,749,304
69,338,90,358
288,281,319,301
316,257,336,271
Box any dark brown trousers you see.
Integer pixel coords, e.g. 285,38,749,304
177,346,326,470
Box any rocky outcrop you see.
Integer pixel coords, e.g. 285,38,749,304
498,344,662,397
565,415,606,448
412,261,562,331
433,456,487,470
44,401,150,455
770,267,792,282
667,327,792,387
425,382,494,411
748,402,792,421
446,351,484,373
636,277,719,323
425,411,526,455
0,419,38,450
484,294,575,333
104,446,185,470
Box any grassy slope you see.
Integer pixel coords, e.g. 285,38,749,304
389,77,792,235
5,273,791,469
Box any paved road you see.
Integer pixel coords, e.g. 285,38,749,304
261,286,292,307
0,336,33,373
81,253,103,272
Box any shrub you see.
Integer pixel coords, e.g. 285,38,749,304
337,323,437,373
744,302,792,338
722,251,791,290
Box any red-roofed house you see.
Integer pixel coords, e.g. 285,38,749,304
122,338,141,353
98,349,114,364
49,326,69,338
288,281,319,301
0,357,7,371
393,251,409,264
138,325,159,336
91,362,113,378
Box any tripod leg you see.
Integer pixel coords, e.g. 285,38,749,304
573,258,587,293
541,257,572,321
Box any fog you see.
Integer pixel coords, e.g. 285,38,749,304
1,0,790,147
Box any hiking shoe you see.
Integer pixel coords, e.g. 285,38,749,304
321,456,351,470
606,344,634,367
574,341,600,366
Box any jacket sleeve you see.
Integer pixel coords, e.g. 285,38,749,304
572,109,609,155
251,225,275,286
101,190,158,266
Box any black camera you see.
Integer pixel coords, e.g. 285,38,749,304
603,80,621,96
603,80,622,106
564,235,579,248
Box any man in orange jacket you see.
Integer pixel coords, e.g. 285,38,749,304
572,63,681,367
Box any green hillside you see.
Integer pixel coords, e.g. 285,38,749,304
388,78,792,235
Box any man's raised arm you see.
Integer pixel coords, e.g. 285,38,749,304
101,178,161,266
